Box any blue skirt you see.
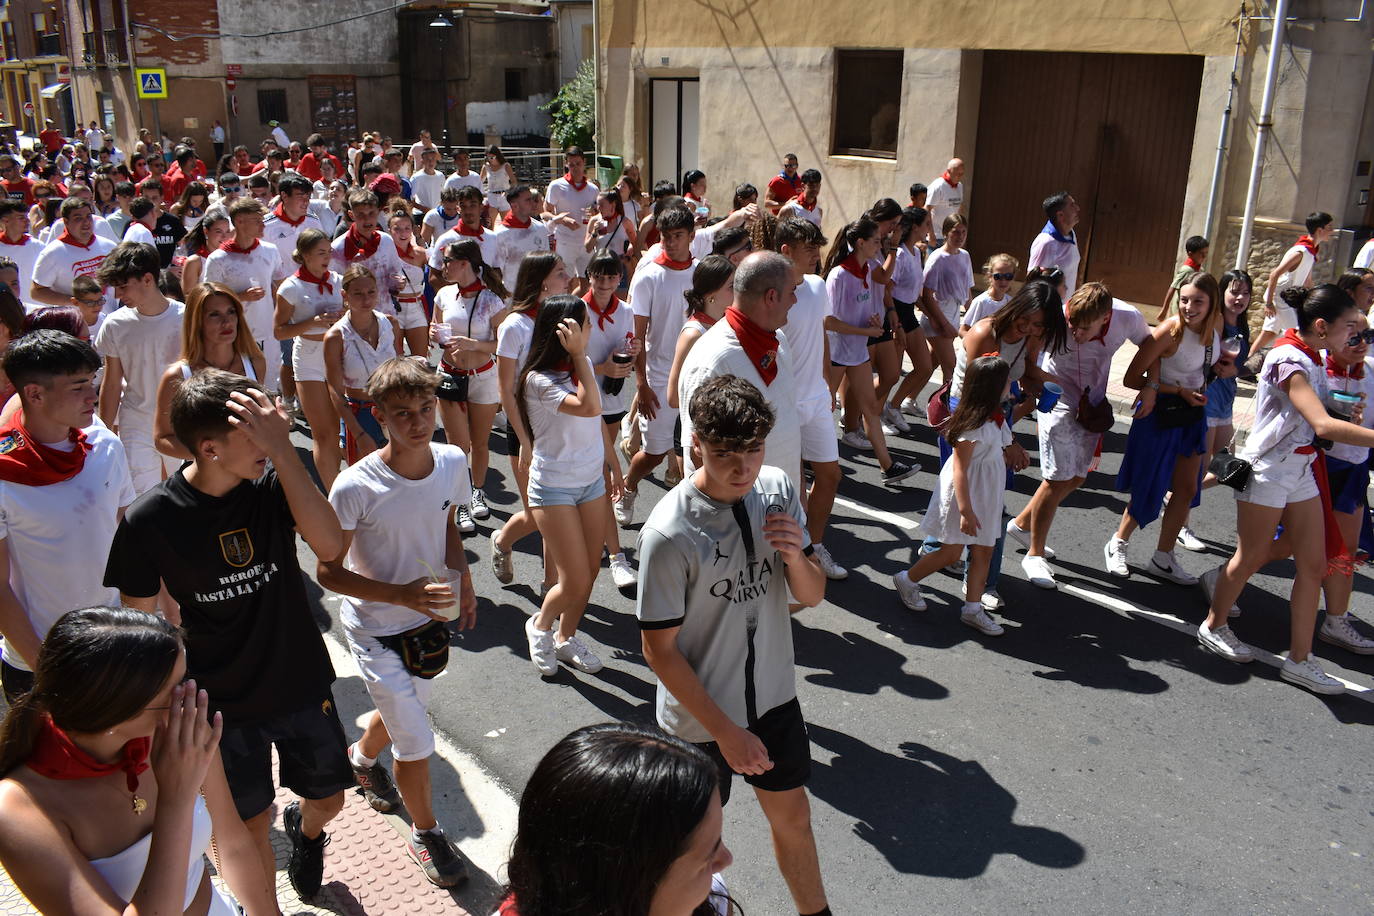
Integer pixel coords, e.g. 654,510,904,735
1325,455,1373,555
1115,409,1207,528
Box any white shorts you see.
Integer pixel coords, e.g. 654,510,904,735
1261,303,1298,334
638,388,679,455
918,297,960,336
345,627,436,761
255,340,282,392
798,395,839,463
486,192,510,212
122,433,178,497
1234,449,1319,509
395,297,428,331
292,337,327,383
561,244,592,278
443,361,500,405
1036,406,1102,482
1206,415,1232,429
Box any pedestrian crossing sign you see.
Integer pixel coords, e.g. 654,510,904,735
135,68,167,99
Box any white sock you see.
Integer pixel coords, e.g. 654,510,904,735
963,602,982,615
350,744,377,768
901,570,918,586
413,824,443,839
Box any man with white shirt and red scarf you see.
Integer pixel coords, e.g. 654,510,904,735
546,146,600,296
0,331,135,702
29,198,117,316
1250,211,1336,362
490,186,550,295
263,174,325,404
428,185,497,289
926,158,965,244
330,188,405,323
1027,191,1082,298
0,199,45,303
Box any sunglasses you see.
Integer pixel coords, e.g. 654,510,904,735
991,272,1015,282
1345,329,1374,348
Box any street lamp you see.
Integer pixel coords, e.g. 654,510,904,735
429,14,452,158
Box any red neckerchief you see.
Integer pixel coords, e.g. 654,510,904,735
501,211,531,229
296,266,333,296
58,231,94,250
942,170,956,185
219,237,259,255
1184,256,1202,271
991,410,1005,428
563,172,587,192
343,224,380,261
689,310,718,328
583,288,619,330
840,255,869,289
1296,235,1320,258
1326,354,1365,381
0,232,30,246
456,221,484,238
27,716,151,796
724,305,778,385
685,191,702,203
272,204,305,227
654,249,692,271
395,239,417,262
0,416,91,486
458,280,484,296
195,245,210,258
796,189,816,209
1274,328,1320,364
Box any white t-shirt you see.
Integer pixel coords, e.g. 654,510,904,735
329,231,405,304
44,215,119,246
410,171,446,211
0,423,136,671
262,211,324,283
1028,229,1082,298
1039,300,1150,405
523,360,604,489
93,299,185,432
783,275,830,403
422,207,462,240
32,235,118,313
271,126,290,148
444,171,483,193
1354,238,1374,270
428,227,498,273
434,285,505,347
586,296,636,415
890,244,924,303
329,444,472,637
546,176,601,252
629,257,697,390
1,235,45,305
277,270,344,325
490,220,552,288
203,242,283,344
778,197,822,228
495,310,535,370
964,290,1008,327
123,222,156,246
926,177,964,233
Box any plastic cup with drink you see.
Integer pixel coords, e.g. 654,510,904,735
1036,382,1063,413
418,560,460,621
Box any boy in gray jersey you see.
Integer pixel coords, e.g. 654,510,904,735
638,375,831,916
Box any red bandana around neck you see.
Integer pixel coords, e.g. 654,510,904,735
343,225,380,262
690,310,718,328
272,204,305,227
395,239,417,262
0,232,30,246
1326,354,1365,381
1274,328,1320,364
724,305,778,385
220,237,259,255
195,245,210,258
991,409,1006,428
942,170,957,186
684,191,702,203
654,249,693,271
58,231,93,250
456,221,484,238
1184,256,1203,271
459,280,484,296
27,716,151,796
840,255,869,288
564,172,587,192
296,266,333,296
0,416,91,486
583,288,619,330
502,211,531,230
1296,235,1320,257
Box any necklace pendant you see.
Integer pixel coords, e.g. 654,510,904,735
131,794,148,815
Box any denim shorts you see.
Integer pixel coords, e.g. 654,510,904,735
527,474,606,508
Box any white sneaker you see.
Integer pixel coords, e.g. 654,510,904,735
1198,565,1241,618
1103,537,1130,577
1004,520,1054,559
882,405,911,433
1176,525,1206,552
892,572,927,611
1021,555,1057,589
981,589,1004,611
490,539,514,584
555,634,604,673
1319,613,1374,655
1196,622,1254,663
664,463,684,487
456,504,476,535
470,488,490,520
525,617,558,675
840,430,873,451
881,421,901,436
1150,550,1197,585
899,398,923,417
1279,655,1344,695
608,552,637,589
961,605,1005,636
613,488,636,527
813,543,848,580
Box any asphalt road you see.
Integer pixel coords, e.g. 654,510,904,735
291,402,1374,915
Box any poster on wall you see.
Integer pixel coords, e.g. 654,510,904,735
307,75,358,150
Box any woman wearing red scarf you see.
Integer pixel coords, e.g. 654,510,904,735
177,206,230,295
386,206,432,357
0,607,278,914
1199,284,1374,694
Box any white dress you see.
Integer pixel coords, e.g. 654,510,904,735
920,418,1012,546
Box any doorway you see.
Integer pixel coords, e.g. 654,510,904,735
649,77,699,191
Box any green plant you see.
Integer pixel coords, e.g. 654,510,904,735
542,59,595,149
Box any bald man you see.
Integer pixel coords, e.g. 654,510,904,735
927,158,965,244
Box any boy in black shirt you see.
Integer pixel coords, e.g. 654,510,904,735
105,368,349,899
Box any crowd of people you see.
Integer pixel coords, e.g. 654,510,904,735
0,121,1369,915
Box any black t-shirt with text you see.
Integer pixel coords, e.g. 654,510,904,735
152,213,186,268
104,468,334,725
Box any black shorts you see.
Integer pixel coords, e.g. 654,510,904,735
219,694,354,820
893,299,921,334
697,697,811,805
506,420,521,458
603,410,626,426
869,312,894,346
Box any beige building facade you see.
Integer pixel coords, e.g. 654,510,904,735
598,0,1374,302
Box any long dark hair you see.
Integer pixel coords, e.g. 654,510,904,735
504,722,731,916
946,356,1011,443
989,280,1067,356
182,205,229,255
683,255,734,318
444,238,509,300
510,251,561,314
516,294,587,446
1283,283,1356,332
866,197,902,224
0,607,181,779
822,216,878,275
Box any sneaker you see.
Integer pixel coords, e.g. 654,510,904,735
470,488,490,520
614,488,636,527
1021,555,1057,589
882,404,911,433
1242,346,1269,379
490,539,514,584
881,421,901,436
349,747,402,813
1150,550,1197,585
1319,613,1374,655
1196,622,1254,663
961,605,1005,636
813,543,848,580
840,429,873,451
882,460,918,485
1103,537,1130,577
1279,655,1345,695
981,589,1004,611
407,828,469,887
1004,520,1055,559
664,463,684,487
283,801,329,899
899,397,923,417
1176,525,1206,552
555,634,604,673
608,551,638,589
892,572,927,611
456,504,476,535
1199,565,1241,618
619,434,637,462
525,617,558,675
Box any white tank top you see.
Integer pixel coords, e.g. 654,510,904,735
179,356,259,382
1160,326,1220,390
486,166,511,193
951,331,1029,400
1275,244,1316,294
338,309,394,389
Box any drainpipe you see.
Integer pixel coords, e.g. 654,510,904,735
1235,0,1290,269
1202,4,1247,242
591,0,601,153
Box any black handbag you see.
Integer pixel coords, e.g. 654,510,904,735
1208,448,1251,491
377,619,451,679
436,368,470,403
1154,393,1205,429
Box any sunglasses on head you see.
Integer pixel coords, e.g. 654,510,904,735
991,272,1015,282
1345,329,1374,347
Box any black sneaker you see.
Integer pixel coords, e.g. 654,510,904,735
882,460,918,485
408,828,469,887
283,800,329,898
350,749,403,813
